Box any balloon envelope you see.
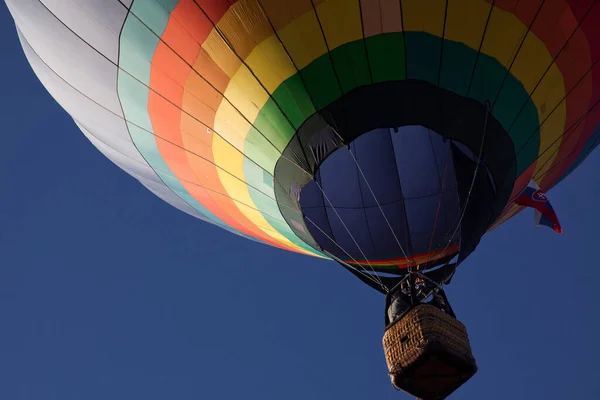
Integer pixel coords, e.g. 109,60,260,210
7,0,600,273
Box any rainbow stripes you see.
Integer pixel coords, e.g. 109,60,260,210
116,0,600,263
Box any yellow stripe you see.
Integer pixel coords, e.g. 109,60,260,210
278,10,328,70
212,135,308,251
316,0,363,50
246,35,298,94
510,37,565,177
222,66,269,125
401,0,445,36
490,204,521,231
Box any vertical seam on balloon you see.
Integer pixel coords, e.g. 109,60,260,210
350,140,377,261
316,169,340,258
387,129,413,265
550,124,600,184
253,0,320,121
516,53,600,158
271,173,325,256
309,0,344,97
308,0,351,166
425,142,451,267
272,144,317,253
506,0,598,134
436,0,448,176
436,0,448,88
357,0,374,84
117,0,131,10
34,0,121,64
190,0,302,147
398,0,407,78
535,100,599,179
489,0,546,112
533,113,592,183
528,95,600,185
426,129,447,236
252,0,319,183
466,0,495,98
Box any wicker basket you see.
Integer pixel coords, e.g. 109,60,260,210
382,304,477,399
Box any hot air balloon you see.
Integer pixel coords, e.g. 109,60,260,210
6,0,600,398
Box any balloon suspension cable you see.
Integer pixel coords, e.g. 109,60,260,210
345,146,412,264
438,99,492,286
305,145,385,288
269,174,388,291
305,217,387,289
325,116,415,267
267,145,388,291
324,250,389,292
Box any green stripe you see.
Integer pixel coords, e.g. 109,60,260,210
253,31,539,175
366,33,407,82
244,31,539,253
243,159,322,255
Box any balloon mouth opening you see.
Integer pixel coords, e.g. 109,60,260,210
273,81,517,268
297,125,466,267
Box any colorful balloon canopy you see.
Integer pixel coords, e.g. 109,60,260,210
7,0,600,279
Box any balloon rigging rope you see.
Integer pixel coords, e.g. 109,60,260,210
311,178,385,288
305,146,386,289
325,118,415,268
345,147,413,266
304,211,389,291
264,172,387,290
424,147,451,267
303,206,387,290
438,100,492,284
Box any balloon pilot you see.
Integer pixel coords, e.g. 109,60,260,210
385,266,456,330
382,265,472,399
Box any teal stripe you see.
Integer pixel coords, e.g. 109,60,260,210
243,159,324,256
118,3,236,233
130,0,179,34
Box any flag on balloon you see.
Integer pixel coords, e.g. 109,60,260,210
514,180,562,233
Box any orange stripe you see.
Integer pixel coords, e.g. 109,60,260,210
149,4,300,253
491,0,592,190
345,243,460,267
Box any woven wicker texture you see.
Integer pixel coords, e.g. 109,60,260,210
382,304,477,399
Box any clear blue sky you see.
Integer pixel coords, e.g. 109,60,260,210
1,3,599,399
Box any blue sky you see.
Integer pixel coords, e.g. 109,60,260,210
1,3,599,399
